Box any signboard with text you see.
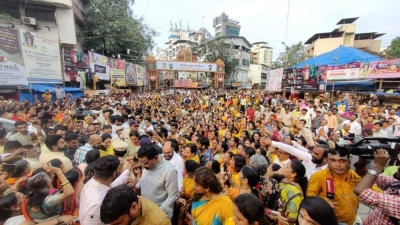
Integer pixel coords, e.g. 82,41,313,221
19,29,62,83
63,49,89,82
156,61,217,72
326,62,360,80
359,59,400,79
0,26,28,85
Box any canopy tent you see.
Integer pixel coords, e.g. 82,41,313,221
294,46,382,68
20,84,84,103
324,80,376,91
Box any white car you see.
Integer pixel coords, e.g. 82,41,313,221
0,118,16,133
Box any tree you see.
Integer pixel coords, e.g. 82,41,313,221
272,41,305,69
80,0,157,64
191,38,240,82
387,37,400,58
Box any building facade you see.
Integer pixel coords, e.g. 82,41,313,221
0,0,86,51
221,36,251,88
248,64,270,89
250,42,273,67
305,17,384,58
213,13,241,38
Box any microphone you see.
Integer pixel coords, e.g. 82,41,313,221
326,178,335,200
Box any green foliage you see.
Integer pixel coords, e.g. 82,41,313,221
0,13,13,23
191,38,240,81
387,37,400,58
80,0,157,64
272,41,305,69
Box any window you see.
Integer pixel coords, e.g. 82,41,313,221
25,7,56,22
226,26,240,37
241,59,249,67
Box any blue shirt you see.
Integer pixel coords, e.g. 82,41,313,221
74,143,93,165
198,148,213,166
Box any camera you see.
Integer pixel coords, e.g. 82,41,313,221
335,136,400,159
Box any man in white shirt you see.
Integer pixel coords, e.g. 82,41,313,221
141,117,154,133
79,156,133,225
386,108,400,125
162,141,184,190
262,137,328,179
342,114,362,136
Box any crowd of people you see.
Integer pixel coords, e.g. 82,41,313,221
0,88,399,225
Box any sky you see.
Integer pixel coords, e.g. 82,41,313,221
131,0,400,60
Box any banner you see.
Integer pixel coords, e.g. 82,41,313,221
294,66,321,91
125,63,137,85
136,65,144,86
89,51,109,80
266,68,283,92
326,62,360,80
359,59,400,79
19,29,62,83
317,66,328,83
281,69,294,86
0,26,28,85
63,49,89,82
156,61,217,72
109,58,126,87
142,67,148,87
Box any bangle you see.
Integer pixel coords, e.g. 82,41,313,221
61,182,71,187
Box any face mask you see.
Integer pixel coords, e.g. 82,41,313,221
114,150,127,157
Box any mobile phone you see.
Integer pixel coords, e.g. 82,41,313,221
2,164,16,174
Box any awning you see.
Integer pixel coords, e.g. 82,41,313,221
325,80,376,91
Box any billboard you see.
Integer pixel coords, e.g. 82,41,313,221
359,59,400,79
63,49,89,82
281,69,294,86
326,62,360,80
109,58,126,87
0,26,28,86
156,61,217,72
266,68,283,92
136,65,144,86
294,67,322,91
89,51,109,80
19,29,62,83
125,63,137,85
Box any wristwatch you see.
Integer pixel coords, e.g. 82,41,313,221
368,169,378,176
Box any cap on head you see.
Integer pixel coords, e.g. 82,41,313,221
113,139,128,151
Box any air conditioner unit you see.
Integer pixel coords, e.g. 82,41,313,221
22,17,37,26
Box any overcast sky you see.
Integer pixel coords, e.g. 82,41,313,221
132,0,400,60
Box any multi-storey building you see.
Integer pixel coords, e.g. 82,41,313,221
213,13,241,38
305,17,385,57
250,42,273,67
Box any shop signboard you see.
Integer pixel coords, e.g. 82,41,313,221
19,29,62,83
155,61,217,72
359,59,400,79
326,62,360,80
